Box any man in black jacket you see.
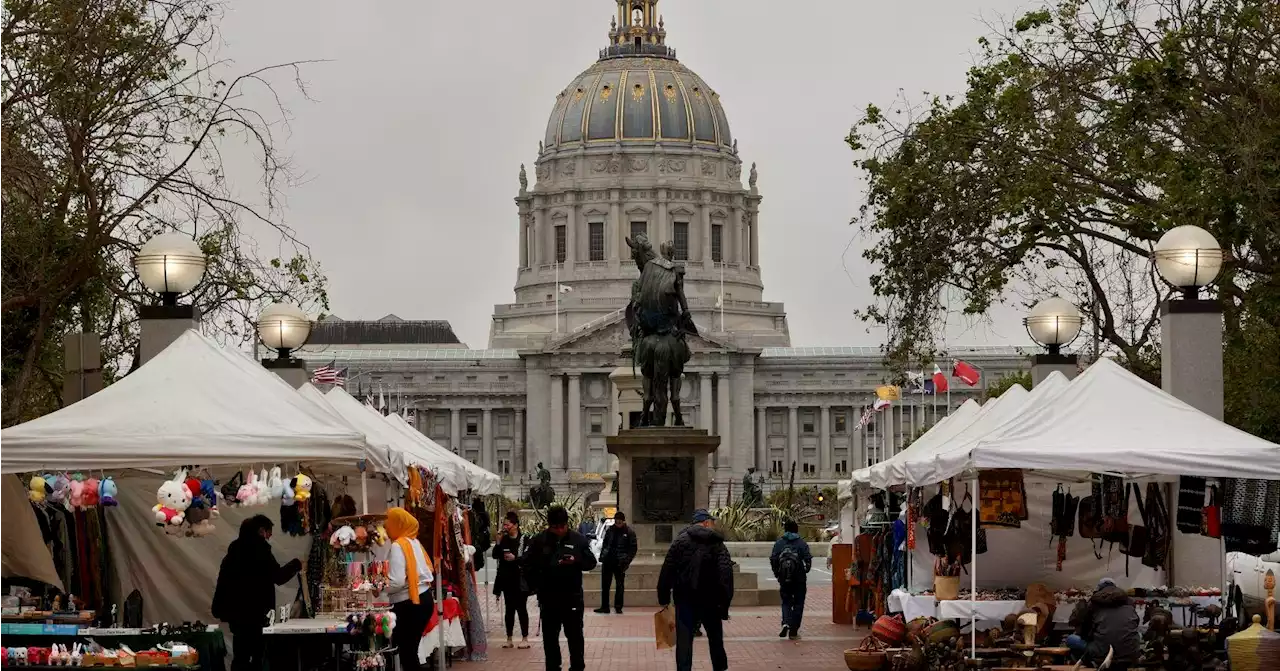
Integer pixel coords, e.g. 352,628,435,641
1065,577,1141,666
658,509,734,671
212,515,302,671
595,511,638,614
522,506,597,671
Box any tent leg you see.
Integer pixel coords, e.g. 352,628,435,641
970,475,978,660
360,471,369,513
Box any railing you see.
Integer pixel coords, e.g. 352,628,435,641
599,44,676,60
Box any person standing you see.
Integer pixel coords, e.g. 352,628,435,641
385,507,434,671
595,511,638,614
493,511,532,649
657,509,734,671
524,506,597,671
212,515,302,671
770,520,813,640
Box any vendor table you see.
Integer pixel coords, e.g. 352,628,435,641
888,591,1223,628
261,617,354,671
0,628,225,671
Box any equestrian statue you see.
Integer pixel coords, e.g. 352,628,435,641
624,233,696,427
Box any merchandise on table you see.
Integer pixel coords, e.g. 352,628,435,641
0,639,200,668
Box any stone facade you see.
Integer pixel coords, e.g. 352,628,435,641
296,2,1031,497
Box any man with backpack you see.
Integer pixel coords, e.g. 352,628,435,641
657,509,734,671
770,520,813,640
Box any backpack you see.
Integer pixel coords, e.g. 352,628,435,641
776,545,803,586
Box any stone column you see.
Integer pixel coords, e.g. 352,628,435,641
482,408,494,472
549,374,564,472
1161,300,1223,419
787,406,799,475
566,201,577,263
819,405,831,477
608,378,619,436
699,373,714,431
567,373,582,475
750,211,760,266
854,405,866,468
514,408,525,473
140,305,200,366
716,372,732,472
532,210,543,266
610,192,622,263
701,195,713,270
656,193,668,246
729,206,741,263
755,406,767,472
450,408,462,455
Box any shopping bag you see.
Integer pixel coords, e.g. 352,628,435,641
654,606,676,650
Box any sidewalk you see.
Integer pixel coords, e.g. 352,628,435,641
465,590,866,670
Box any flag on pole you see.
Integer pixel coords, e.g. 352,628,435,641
952,360,981,386
875,385,901,401
932,365,950,393
310,361,346,386
378,387,386,414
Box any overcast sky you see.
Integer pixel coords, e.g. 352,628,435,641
215,0,1039,349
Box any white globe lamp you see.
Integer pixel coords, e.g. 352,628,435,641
133,233,207,305
1154,225,1223,299
257,302,311,360
1023,296,1083,355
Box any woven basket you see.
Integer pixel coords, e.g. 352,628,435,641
1228,615,1280,671
844,637,887,671
934,575,960,601
871,614,906,646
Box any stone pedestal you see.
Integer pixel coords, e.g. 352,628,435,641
139,305,200,366
606,427,720,549
263,358,309,388
609,366,644,432
1031,353,1079,387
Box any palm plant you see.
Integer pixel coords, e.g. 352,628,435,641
528,492,589,530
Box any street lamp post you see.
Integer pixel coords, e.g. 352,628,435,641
1154,225,1225,420
1023,296,1084,386
257,302,312,388
134,233,208,365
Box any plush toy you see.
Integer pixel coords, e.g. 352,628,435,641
374,524,389,546
354,525,369,546
330,525,357,548
69,644,82,667
254,470,272,506
280,476,296,506
49,474,71,505
185,478,205,508
200,479,219,516
99,477,118,507
81,478,100,508
154,479,192,526
12,649,27,666
292,474,313,503
186,505,216,537
29,476,50,503
268,467,284,499
69,480,85,510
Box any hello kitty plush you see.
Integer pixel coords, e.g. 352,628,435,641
69,480,85,510
154,480,191,526
82,478,100,508
268,467,284,500
99,477,119,506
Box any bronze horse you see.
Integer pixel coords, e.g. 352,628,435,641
624,234,695,427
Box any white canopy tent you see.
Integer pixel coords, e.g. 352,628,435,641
297,383,400,477
0,330,367,473
382,412,503,496
868,396,1008,490
837,400,971,501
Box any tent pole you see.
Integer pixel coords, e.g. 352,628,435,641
970,474,978,660
360,470,369,513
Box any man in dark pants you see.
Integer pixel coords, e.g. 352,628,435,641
212,515,302,671
658,509,735,671
523,506,597,671
770,519,813,640
595,511,638,614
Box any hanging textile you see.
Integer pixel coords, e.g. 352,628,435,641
1222,479,1280,556
1100,475,1129,549
1051,485,1080,572
1176,476,1208,534
1141,482,1170,571
922,493,948,556
978,469,1026,528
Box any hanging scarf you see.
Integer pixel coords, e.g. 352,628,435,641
386,507,431,604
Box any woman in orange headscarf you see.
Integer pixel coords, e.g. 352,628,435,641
385,507,433,671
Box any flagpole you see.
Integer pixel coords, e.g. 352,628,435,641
719,259,725,332
555,261,560,335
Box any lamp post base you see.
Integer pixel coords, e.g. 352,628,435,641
1031,353,1079,387
262,358,309,388
139,304,200,366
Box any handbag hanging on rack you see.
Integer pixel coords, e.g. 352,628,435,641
1202,484,1221,538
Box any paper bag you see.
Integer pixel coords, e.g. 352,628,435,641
654,606,676,649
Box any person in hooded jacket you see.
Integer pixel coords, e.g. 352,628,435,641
1066,577,1141,666
770,520,813,639
594,511,638,614
212,515,302,671
523,505,597,671
658,509,735,671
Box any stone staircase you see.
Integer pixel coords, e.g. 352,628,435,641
582,560,780,607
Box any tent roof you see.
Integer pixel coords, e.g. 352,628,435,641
1,330,367,473
295,384,398,477
854,399,981,488
935,358,1280,481
382,413,503,496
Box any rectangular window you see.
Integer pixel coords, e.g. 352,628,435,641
630,221,647,241
834,413,848,434
771,459,783,475
590,412,604,435
589,222,605,261
769,416,783,435
497,414,511,435
802,411,815,434
498,459,511,476
672,222,689,260
465,418,479,436
555,225,566,263
711,224,723,262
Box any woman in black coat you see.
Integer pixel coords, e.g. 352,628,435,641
492,511,530,649
212,515,302,671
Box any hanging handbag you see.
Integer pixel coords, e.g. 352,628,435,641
1202,484,1221,538
1125,484,1149,559
1142,482,1170,570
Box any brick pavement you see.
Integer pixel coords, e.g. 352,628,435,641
460,590,867,670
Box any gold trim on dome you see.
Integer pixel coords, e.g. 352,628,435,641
663,83,677,104
632,82,645,102
615,69,627,138
649,69,660,139
573,88,585,102
599,84,613,103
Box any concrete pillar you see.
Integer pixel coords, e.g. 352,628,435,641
787,406,799,474
550,373,564,472
610,194,622,262
755,407,767,472
701,196,713,270
657,193,668,246
139,305,200,365
608,378,619,436
514,409,525,474
525,368,550,475
482,408,494,473
749,211,760,266
567,373,582,475
62,333,103,406
819,405,831,477
699,374,714,431
450,408,462,455
566,203,577,263
716,372,732,472
518,209,529,268
1032,354,1079,387
1161,300,1224,419
262,360,308,388
532,210,543,266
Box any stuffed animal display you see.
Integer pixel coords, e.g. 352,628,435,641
153,473,192,527
292,474,313,503
268,467,284,499
330,525,357,547
99,477,119,506
82,478,100,508
29,473,117,510
29,476,50,503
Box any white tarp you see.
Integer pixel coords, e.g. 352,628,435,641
844,403,971,492
382,413,503,496
933,357,1280,481
296,383,399,477
0,330,367,473
865,399,984,490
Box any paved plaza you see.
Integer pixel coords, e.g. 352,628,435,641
467,589,864,670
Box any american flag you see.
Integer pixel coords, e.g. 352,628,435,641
310,360,346,386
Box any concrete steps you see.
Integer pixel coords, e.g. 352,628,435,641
581,561,779,608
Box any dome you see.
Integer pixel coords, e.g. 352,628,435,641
542,56,733,151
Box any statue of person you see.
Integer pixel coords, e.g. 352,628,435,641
741,467,763,507
749,162,758,189
530,462,554,508
536,462,550,488
623,233,695,427
519,163,528,191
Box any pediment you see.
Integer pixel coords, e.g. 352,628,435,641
624,205,652,216
669,205,696,217
545,311,735,354
710,209,727,219
582,206,608,217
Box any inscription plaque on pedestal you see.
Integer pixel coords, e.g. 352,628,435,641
633,456,694,523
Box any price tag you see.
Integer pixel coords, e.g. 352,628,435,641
169,645,190,655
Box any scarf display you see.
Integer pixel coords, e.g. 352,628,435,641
977,469,1027,528
1176,476,1208,533
1222,479,1280,556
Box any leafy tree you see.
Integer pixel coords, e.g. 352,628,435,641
2,0,328,425
984,370,1033,401
847,0,1279,440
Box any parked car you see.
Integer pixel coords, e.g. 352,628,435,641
1227,551,1280,617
